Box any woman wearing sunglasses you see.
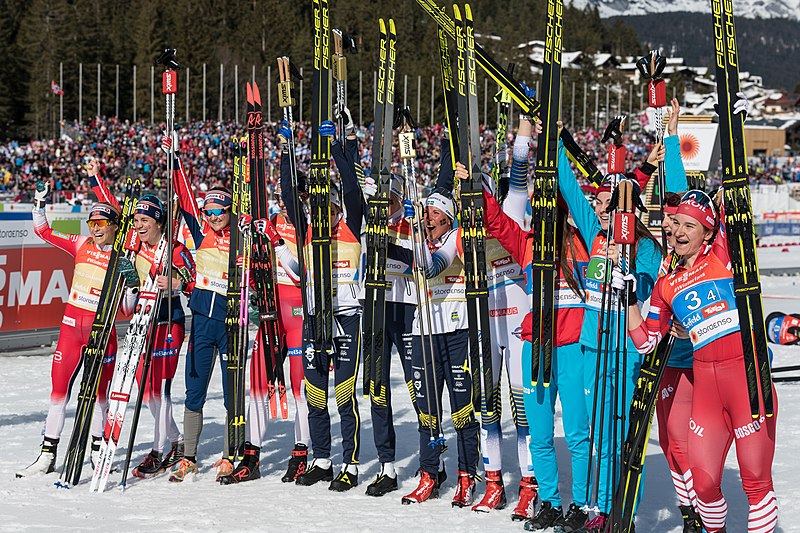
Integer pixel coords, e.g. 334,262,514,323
18,161,139,478
161,137,241,482
620,190,778,533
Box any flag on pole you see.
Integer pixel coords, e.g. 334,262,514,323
50,81,64,96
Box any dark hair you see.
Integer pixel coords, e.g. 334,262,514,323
664,192,682,209
558,207,586,302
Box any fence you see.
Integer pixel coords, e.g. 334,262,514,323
46,62,649,136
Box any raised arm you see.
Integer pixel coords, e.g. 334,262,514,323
557,138,601,243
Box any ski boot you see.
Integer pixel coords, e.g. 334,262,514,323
220,443,261,485
213,457,234,481
679,505,703,533
554,503,589,532
160,441,184,471
512,476,540,521
366,464,399,497
574,512,607,533
525,501,563,531
132,450,164,478
329,464,358,492
168,458,198,483
90,436,102,470
401,470,440,504
295,459,333,486
451,470,476,508
281,443,308,483
16,437,58,478
472,470,507,512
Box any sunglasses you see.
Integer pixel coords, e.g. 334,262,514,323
203,207,229,217
87,219,114,229
681,189,717,216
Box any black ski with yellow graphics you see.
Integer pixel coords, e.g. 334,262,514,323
492,64,514,203
559,127,602,187
363,18,397,399
417,0,540,118
529,0,563,388
56,178,140,488
310,0,334,364
711,0,773,419
453,4,494,416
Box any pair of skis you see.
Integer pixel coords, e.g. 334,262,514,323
362,18,396,400
529,0,563,389
56,179,140,489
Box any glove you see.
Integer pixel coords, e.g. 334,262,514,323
255,218,282,246
34,180,51,210
278,121,292,144
248,299,261,326
610,265,637,306
318,120,336,138
520,82,536,99
363,176,378,198
403,199,415,220
733,91,750,121
117,256,140,289
160,131,178,154
238,214,252,233
339,106,355,136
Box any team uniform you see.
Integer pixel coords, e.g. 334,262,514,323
630,214,778,533
483,184,592,526
288,136,364,490
556,138,676,524
19,194,136,477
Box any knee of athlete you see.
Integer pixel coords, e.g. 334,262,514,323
451,403,476,430
305,380,328,410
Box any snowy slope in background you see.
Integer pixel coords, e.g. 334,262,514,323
0,277,798,532
569,0,800,20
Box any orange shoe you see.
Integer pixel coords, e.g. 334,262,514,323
168,458,198,483
401,470,440,504
213,457,234,481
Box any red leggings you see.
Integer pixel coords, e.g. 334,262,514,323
47,311,117,440
690,356,778,533
656,367,696,507
134,322,183,453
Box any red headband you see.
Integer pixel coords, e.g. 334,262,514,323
676,198,716,229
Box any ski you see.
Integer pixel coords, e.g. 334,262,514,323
711,0,773,418
90,216,176,492
310,0,334,362
559,127,602,187
452,4,494,415
56,178,140,489
249,81,285,424
491,64,514,204
529,0,563,388
363,18,396,400
416,0,541,117
611,253,679,532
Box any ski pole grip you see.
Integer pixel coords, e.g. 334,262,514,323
607,144,626,174
613,212,636,245
162,71,178,95
648,80,666,108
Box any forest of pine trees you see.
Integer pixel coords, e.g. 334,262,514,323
0,0,642,139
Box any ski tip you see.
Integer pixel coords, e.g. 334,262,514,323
253,82,262,105
464,3,473,19
379,18,386,33
389,18,396,35
453,4,461,20
246,83,253,104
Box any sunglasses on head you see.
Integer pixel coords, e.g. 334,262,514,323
87,219,114,229
203,207,229,217
681,189,717,215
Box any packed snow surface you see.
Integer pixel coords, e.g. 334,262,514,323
1,276,798,532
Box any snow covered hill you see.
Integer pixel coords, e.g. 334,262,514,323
570,0,800,21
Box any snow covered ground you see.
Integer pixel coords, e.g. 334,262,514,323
1,277,798,532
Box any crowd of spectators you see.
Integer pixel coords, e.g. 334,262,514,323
1,115,759,205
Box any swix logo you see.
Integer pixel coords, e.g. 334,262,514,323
688,418,705,437
702,301,728,317
489,307,519,317
332,260,350,268
491,256,512,268
162,71,177,95
110,392,130,402
614,213,634,245
445,276,464,284
734,416,764,439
